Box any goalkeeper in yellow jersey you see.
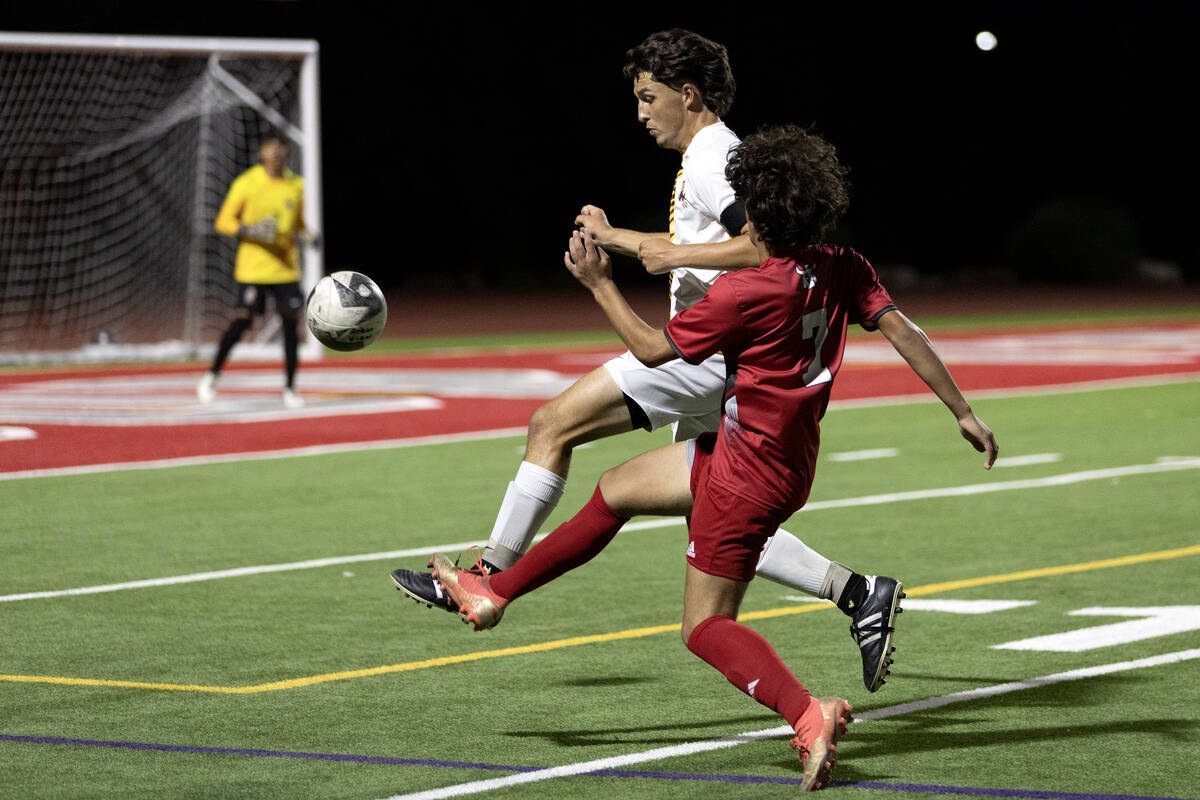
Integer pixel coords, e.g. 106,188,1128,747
197,132,315,408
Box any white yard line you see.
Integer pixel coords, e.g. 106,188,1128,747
4,372,1196,482
993,453,1062,468
826,447,900,462
853,649,1200,721
0,541,489,603
826,371,1200,411
0,427,529,482
3,458,1197,604
381,648,1200,800
801,458,1200,512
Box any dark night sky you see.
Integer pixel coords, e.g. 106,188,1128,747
4,2,1196,290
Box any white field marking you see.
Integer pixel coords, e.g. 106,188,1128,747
993,606,1200,652
800,457,1200,512
0,427,529,482
843,327,1200,366
781,597,1038,614
826,447,899,462
381,648,1200,800
0,368,577,426
0,540,493,603
5,459,1197,604
993,453,1062,468
854,648,1200,721
0,426,37,441
827,371,1200,411
0,515,674,603
3,372,1196,482
894,598,1038,614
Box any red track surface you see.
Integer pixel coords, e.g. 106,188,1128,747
2,322,1198,475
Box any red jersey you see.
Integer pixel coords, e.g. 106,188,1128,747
664,245,896,512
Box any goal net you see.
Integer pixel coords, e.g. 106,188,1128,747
0,33,324,364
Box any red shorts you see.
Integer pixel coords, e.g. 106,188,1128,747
686,432,786,582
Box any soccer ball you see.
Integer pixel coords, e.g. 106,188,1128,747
305,271,388,351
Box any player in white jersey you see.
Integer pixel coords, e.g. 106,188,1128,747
586,117,741,444
393,30,904,692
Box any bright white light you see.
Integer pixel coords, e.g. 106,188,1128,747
976,31,998,51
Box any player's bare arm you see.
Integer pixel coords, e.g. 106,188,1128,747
564,231,675,367
575,204,667,257
876,309,998,468
637,234,761,275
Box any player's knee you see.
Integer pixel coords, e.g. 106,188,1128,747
680,615,709,649
526,400,570,450
595,466,633,514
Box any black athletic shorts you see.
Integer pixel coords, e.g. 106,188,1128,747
235,282,303,317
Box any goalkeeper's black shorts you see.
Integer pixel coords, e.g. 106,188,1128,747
235,282,303,317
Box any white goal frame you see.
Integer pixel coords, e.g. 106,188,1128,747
0,31,325,363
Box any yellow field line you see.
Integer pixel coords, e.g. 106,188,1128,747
4,543,1198,695
903,543,1200,596
0,674,249,694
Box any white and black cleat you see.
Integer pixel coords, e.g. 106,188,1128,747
390,568,458,612
850,576,905,692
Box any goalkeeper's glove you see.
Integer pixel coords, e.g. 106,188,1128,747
238,216,279,244
294,229,321,249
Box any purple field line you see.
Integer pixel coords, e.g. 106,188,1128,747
3,734,1191,800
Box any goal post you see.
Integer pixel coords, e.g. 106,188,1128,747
0,31,324,364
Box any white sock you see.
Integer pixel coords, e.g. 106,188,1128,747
482,461,566,570
754,527,834,597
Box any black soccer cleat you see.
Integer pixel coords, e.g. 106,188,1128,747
391,568,459,612
390,554,502,614
849,576,905,692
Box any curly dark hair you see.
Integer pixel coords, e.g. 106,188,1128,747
622,29,735,118
725,124,849,254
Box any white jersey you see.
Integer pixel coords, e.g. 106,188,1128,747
604,120,738,442
668,120,740,317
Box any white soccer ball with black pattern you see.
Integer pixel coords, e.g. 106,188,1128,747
305,271,388,351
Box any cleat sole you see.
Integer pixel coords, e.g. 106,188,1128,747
859,579,904,693
795,698,853,791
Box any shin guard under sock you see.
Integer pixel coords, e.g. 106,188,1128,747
488,485,627,602
686,614,815,730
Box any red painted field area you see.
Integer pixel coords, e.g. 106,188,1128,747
1,322,1198,475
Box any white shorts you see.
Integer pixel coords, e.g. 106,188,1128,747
603,351,725,443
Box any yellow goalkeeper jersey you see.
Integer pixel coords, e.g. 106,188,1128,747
214,165,306,284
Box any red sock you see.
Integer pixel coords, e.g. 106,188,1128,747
686,615,816,730
488,485,627,602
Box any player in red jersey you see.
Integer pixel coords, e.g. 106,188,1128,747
429,125,997,789
394,29,907,694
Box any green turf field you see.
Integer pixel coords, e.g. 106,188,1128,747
2,372,1199,798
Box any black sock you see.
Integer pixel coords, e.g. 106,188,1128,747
211,317,251,373
282,318,299,389
836,573,868,616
